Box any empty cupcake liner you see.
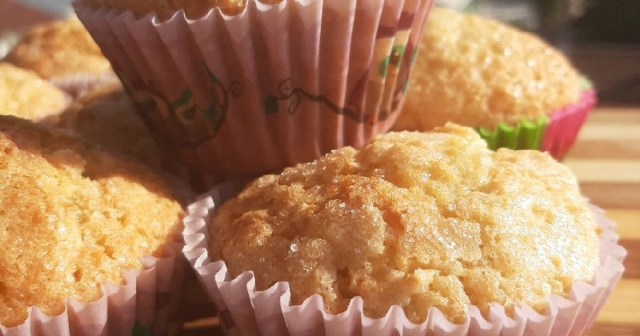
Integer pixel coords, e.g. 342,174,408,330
477,89,596,160
183,181,626,336
74,0,434,188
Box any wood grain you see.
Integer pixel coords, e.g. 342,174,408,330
1,7,637,332
568,106,640,334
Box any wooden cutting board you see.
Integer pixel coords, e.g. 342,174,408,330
564,107,640,336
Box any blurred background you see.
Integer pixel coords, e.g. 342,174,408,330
2,0,639,104
436,0,640,105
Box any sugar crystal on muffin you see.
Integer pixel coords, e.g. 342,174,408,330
0,116,184,327
209,124,599,324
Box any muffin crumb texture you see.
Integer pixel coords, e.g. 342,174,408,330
56,83,161,168
210,124,599,324
0,62,68,124
5,19,112,80
395,8,581,131
82,0,284,20
0,117,183,327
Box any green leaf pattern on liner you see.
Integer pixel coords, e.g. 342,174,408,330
131,321,153,336
379,45,406,79
476,116,549,151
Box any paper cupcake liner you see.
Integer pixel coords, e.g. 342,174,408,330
74,0,434,188
50,71,121,98
476,116,549,152
0,179,194,336
0,237,184,336
540,89,596,160
477,89,596,160
183,181,626,336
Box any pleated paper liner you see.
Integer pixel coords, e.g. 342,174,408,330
183,181,626,336
0,238,184,336
74,0,434,190
0,177,194,336
476,89,596,160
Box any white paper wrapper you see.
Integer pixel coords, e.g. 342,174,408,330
183,181,627,336
74,0,434,189
0,179,194,336
50,71,121,98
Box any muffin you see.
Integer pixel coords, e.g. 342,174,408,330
0,62,70,124
74,0,434,191
0,116,185,335
393,8,596,159
184,124,625,335
82,0,282,19
57,82,162,169
5,18,117,96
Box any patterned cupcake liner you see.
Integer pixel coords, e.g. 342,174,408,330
183,181,626,336
74,0,434,190
477,89,596,160
0,179,194,336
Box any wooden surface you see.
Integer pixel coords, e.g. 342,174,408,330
565,107,640,336
178,106,640,335
1,2,638,334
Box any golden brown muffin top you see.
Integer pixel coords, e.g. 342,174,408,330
57,83,161,168
0,116,184,327
0,62,69,124
394,8,581,131
209,124,599,324
81,0,284,20
5,19,112,80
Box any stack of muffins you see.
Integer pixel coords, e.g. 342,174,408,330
0,1,626,336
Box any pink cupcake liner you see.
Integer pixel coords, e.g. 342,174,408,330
0,237,184,336
541,90,596,159
183,181,626,336
0,180,193,336
74,0,434,190
476,89,596,160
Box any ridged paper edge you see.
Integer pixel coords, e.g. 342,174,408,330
74,0,434,188
476,89,596,160
0,178,194,336
183,181,626,336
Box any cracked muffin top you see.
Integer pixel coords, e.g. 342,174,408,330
394,7,581,131
208,123,599,324
5,19,112,81
0,116,184,327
